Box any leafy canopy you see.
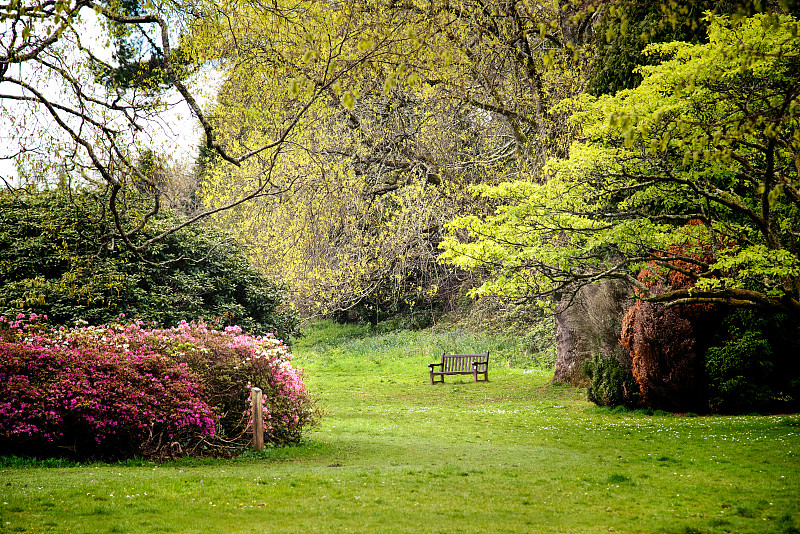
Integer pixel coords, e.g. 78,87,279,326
193,0,587,316
440,13,800,317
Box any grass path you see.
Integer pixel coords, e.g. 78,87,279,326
1,322,798,533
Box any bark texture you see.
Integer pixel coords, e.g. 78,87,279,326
553,280,634,386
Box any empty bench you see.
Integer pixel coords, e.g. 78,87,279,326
428,352,489,384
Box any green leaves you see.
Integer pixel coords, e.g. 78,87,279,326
289,78,300,97
341,91,355,109
440,13,800,315
0,189,299,338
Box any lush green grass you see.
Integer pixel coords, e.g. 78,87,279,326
1,320,799,533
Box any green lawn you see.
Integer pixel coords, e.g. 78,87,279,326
1,321,798,533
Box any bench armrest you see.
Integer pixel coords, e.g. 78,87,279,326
428,362,443,370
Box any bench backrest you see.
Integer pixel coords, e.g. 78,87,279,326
441,352,489,372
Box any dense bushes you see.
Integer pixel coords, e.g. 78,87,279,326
0,316,319,459
583,352,639,408
705,310,800,414
584,300,800,414
0,189,298,339
582,224,800,412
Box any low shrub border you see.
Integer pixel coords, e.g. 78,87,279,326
0,314,319,459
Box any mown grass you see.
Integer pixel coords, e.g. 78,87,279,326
1,320,798,533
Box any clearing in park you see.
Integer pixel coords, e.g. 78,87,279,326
2,323,798,534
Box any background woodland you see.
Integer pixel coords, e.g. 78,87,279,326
2,0,800,414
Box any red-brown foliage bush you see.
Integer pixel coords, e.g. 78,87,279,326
619,220,719,411
620,292,705,411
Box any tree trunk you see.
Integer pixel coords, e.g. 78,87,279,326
553,303,590,385
553,280,634,386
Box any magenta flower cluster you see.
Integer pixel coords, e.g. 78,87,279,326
0,315,317,458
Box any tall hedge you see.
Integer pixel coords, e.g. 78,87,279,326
0,188,298,339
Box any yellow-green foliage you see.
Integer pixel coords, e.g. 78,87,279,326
189,0,587,316
188,0,452,315
441,13,800,316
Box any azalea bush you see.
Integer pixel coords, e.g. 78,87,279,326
0,315,319,459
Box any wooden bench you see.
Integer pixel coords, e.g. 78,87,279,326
428,352,489,384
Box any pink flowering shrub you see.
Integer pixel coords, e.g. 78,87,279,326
0,315,318,459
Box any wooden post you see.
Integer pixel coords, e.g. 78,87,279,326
251,387,264,451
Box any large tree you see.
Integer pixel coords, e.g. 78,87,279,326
440,12,800,318
0,0,385,259
196,0,590,316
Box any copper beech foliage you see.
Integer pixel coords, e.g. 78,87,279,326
620,221,719,411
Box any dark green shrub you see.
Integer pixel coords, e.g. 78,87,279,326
0,189,298,339
584,351,640,407
705,310,800,413
705,331,773,412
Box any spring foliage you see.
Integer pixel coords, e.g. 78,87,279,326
191,0,584,317
437,12,800,412
440,13,800,317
